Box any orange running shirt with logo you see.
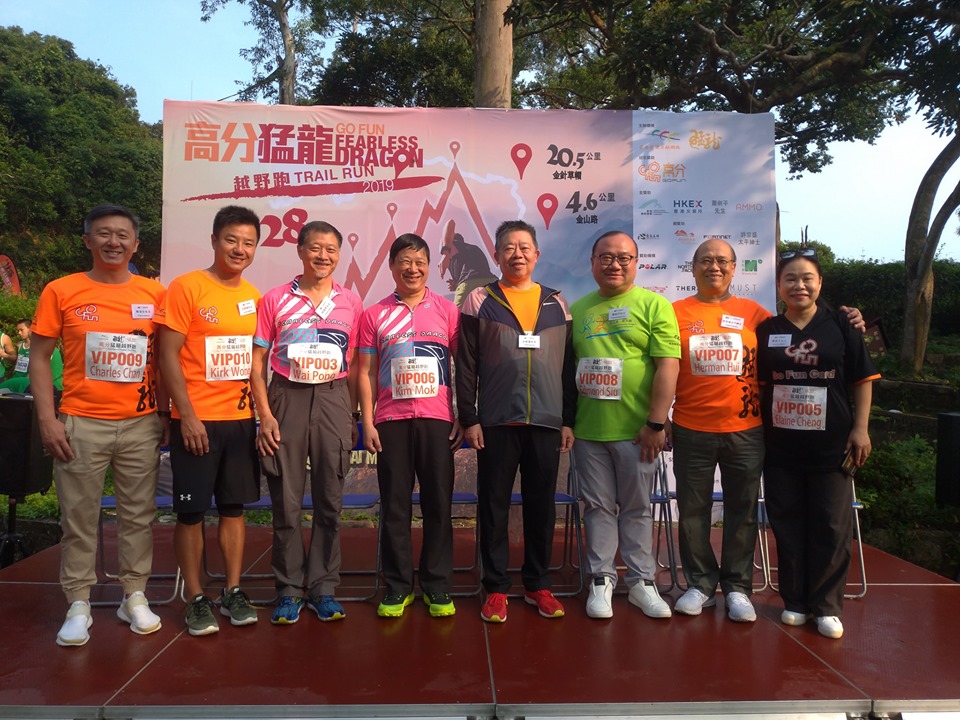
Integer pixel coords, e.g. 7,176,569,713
32,273,165,420
499,282,542,332
672,295,771,433
157,270,260,421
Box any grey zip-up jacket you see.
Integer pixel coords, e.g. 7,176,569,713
456,281,577,430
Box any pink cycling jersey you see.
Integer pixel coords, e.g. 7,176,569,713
254,277,362,381
358,287,459,423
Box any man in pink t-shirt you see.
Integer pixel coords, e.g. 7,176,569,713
250,220,362,625
357,233,463,618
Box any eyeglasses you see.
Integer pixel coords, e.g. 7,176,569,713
779,247,817,261
696,257,733,268
593,253,637,267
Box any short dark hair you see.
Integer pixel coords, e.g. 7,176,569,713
212,205,261,241
591,230,637,257
390,233,430,263
83,204,140,236
297,220,342,248
17,319,31,327
494,220,537,251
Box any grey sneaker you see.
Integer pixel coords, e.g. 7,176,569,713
674,587,717,616
725,591,757,623
185,594,219,636
220,586,258,626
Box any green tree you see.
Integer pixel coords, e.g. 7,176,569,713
0,27,162,292
201,0,325,104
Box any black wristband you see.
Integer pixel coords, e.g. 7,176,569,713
352,411,361,420
157,410,171,418
645,420,665,432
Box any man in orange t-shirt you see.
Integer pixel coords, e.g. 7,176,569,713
670,238,770,622
157,205,262,637
31,204,165,647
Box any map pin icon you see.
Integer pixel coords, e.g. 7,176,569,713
393,151,411,179
347,233,359,250
537,193,558,229
450,141,461,159
387,203,397,220
511,144,532,180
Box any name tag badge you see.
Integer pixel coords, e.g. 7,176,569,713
720,314,744,330
518,333,541,350
131,304,154,319
237,299,257,316
768,334,792,348
608,306,629,321
316,295,336,320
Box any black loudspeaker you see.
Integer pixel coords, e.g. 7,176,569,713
936,411,960,509
0,395,54,497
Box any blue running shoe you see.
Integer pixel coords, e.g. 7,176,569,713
307,595,345,622
271,596,304,625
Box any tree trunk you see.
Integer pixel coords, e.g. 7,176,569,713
900,133,960,374
474,0,513,108
272,0,297,104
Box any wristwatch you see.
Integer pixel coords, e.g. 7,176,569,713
645,420,665,432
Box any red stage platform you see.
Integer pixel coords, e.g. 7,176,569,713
1,523,958,720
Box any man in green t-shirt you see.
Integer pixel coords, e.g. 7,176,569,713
0,319,64,393
570,230,680,620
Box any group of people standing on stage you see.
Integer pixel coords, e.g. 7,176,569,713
28,202,877,648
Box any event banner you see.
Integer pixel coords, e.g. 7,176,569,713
162,102,776,310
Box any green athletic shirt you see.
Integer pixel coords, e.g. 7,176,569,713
571,285,680,442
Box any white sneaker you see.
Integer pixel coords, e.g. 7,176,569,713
725,591,757,623
56,600,92,647
781,609,812,626
816,615,844,639
585,576,613,619
674,587,716,616
118,591,162,635
628,581,672,618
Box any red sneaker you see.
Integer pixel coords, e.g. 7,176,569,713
480,592,508,623
524,589,565,618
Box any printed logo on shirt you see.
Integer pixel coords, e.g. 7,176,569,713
684,319,705,335
199,306,219,324
74,304,99,322
785,339,819,366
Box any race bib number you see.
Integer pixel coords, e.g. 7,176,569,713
575,357,623,399
204,336,253,381
688,333,743,376
85,332,147,382
771,385,827,431
391,357,439,399
288,342,342,384
14,353,29,374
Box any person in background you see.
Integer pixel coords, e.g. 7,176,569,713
0,319,64,394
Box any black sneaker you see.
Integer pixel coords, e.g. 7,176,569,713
423,591,456,617
220,586,258,626
185,594,219,636
377,591,414,618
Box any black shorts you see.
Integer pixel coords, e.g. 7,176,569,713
170,418,260,513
